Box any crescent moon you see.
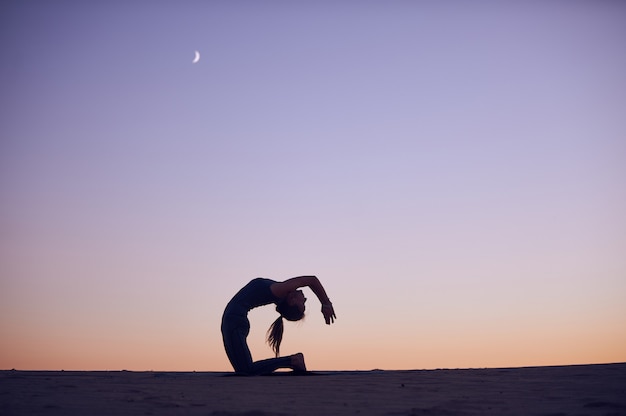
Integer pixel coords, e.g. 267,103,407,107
192,50,200,64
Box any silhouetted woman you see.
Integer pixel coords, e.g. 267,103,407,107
221,276,336,375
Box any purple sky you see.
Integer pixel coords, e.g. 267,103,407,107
1,1,625,370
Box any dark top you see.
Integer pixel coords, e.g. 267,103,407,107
223,278,279,318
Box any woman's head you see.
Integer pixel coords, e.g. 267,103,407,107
266,291,306,357
281,290,306,320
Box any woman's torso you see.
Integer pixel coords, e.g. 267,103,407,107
223,278,279,318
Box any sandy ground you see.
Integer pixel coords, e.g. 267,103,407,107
1,363,625,416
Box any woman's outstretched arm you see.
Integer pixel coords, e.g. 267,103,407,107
271,276,336,324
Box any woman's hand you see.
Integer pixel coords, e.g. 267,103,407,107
321,303,336,325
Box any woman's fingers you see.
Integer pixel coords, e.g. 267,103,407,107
322,305,336,324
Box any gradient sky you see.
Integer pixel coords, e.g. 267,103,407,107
1,1,625,371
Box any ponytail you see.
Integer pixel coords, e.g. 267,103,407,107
266,299,305,357
266,316,284,357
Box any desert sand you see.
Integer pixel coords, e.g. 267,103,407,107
1,363,625,416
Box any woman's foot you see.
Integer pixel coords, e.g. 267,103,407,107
290,353,307,372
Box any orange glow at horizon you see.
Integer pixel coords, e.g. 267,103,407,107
2,287,625,371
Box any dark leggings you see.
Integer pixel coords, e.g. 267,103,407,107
221,314,292,375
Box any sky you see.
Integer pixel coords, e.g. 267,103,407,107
1,1,625,371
